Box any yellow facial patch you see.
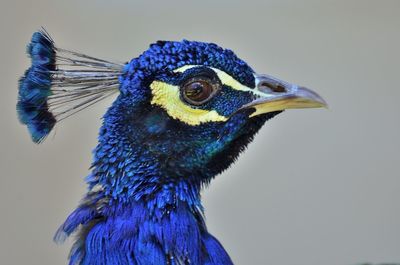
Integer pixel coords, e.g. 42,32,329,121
150,81,227,125
150,65,260,125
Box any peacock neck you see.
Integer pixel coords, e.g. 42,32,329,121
62,101,233,264
69,139,214,264
78,146,221,264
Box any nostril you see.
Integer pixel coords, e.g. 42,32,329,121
274,84,286,93
258,81,287,93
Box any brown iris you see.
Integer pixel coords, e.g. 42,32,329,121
182,80,215,105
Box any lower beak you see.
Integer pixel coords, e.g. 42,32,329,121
243,74,327,117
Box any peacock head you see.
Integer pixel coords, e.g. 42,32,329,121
18,31,326,189
100,40,326,183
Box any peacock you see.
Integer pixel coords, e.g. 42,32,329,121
17,30,326,265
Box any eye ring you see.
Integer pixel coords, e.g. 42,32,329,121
181,77,220,106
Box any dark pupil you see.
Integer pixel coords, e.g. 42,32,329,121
184,81,212,103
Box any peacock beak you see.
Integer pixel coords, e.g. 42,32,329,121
242,74,327,117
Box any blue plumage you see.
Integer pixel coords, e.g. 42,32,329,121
18,30,326,264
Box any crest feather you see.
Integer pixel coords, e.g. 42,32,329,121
17,29,123,143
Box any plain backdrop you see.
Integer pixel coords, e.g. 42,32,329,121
0,1,399,265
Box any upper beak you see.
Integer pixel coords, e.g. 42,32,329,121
242,74,327,117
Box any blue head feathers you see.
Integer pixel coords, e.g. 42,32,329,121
18,30,326,265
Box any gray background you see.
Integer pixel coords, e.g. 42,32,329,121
0,0,399,264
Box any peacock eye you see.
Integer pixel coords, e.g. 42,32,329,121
181,79,217,105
